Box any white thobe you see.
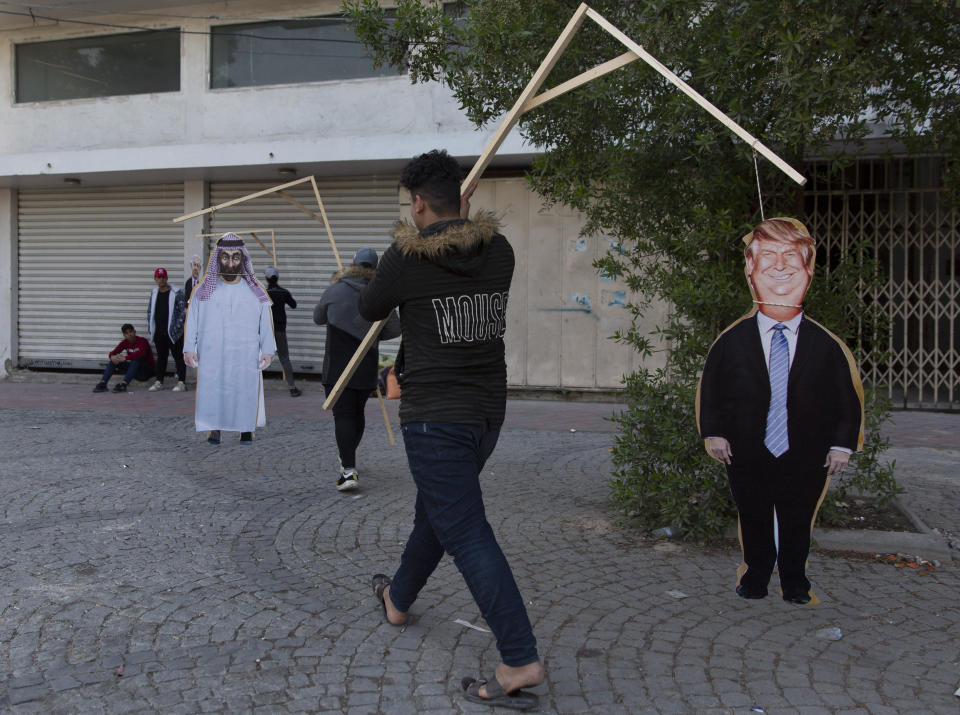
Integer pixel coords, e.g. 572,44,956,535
183,279,277,432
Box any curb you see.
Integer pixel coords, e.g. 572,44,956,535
812,528,954,563
723,495,955,564
813,497,954,563
2,368,316,392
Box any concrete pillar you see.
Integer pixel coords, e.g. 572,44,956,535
183,180,207,272
0,188,16,377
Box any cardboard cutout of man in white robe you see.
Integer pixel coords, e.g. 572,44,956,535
184,234,276,434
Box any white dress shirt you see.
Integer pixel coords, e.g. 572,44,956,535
756,310,802,370
755,310,851,455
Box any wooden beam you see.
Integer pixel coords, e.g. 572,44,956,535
522,51,639,113
584,6,806,185
460,2,591,190
375,385,396,446
173,176,313,223
312,177,343,271
197,229,274,237
198,229,277,264
248,231,276,265
321,318,388,410
275,189,343,271
276,191,324,224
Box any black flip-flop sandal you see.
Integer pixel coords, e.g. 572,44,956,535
461,676,539,711
372,574,391,623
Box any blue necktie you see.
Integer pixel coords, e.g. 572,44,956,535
764,324,789,457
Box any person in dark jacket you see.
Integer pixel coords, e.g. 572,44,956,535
265,266,302,397
147,267,188,392
359,150,544,710
93,323,155,393
314,249,400,491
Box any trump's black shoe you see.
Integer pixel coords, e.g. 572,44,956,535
782,591,812,605
736,584,768,599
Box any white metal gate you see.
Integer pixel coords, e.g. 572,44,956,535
805,155,959,409
17,184,185,368
207,177,401,375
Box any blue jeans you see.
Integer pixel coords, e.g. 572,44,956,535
389,422,539,667
101,359,140,384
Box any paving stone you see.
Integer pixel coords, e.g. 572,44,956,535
7,685,49,705
0,396,956,712
47,676,82,693
554,695,591,712
9,673,46,689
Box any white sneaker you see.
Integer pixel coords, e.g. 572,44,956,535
336,470,359,492
172,381,187,392
148,380,163,391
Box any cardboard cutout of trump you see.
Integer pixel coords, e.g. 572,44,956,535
183,234,276,443
697,218,864,605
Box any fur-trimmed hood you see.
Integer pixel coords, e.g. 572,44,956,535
330,264,376,287
393,211,501,277
314,264,377,341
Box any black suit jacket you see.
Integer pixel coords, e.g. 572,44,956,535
697,312,863,469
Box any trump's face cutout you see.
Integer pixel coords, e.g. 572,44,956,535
745,237,812,310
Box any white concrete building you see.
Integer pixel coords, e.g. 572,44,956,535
0,1,649,392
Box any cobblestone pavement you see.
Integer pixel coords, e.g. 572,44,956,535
0,381,958,713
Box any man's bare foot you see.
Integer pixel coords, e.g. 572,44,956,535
382,585,408,626
479,660,545,698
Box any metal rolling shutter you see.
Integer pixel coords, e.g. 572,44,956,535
207,176,401,375
18,185,185,368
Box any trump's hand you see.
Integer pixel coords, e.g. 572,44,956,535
707,436,732,464
183,351,199,368
258,354,273,370
824,449,850,476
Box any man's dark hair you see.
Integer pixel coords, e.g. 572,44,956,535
400,149,463,214
121,323,135,333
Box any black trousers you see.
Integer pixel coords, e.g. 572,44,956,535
274,330,296,386
727,453,828,596
154,331,186,382
324,386,370,469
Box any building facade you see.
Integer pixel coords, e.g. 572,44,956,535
2,3,955,407
805,154,959,410
0,1,651,393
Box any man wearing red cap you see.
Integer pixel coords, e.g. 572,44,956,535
147,267,187,392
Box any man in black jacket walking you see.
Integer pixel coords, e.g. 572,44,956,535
265,267,301,397
314,248,400,491
360,150,544,710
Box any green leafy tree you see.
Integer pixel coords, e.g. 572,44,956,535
344,0,958,540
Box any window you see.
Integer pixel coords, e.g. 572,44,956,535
210,17,402,89
15,31,180,103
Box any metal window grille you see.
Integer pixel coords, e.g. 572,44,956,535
805,156,959,410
